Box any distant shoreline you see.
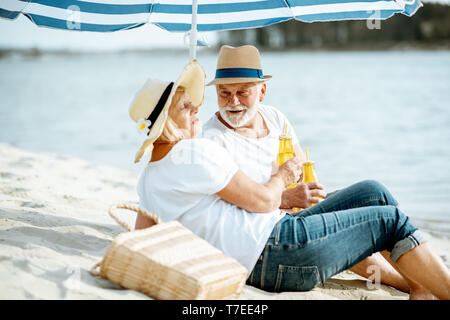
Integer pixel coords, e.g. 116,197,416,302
1,40,449,59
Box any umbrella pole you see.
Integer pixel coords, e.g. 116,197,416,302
189,0,198,60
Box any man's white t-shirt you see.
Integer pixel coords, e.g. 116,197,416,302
202,104,299,184
137,138,285,274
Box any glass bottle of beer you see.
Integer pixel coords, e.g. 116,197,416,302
302,161,319,184
277,128,296,190
277,126,302,212
302,156,322,206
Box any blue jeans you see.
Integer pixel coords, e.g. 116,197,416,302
246,180,427,292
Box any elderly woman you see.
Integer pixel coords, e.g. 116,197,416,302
129,61,450,299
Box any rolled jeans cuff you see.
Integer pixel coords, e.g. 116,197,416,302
390,230,428,262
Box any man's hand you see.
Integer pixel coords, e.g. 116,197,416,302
280,182,327,209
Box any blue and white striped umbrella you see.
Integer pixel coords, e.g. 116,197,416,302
1,0,423,57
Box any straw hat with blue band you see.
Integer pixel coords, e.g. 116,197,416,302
206,45,271,86
129,60,206,163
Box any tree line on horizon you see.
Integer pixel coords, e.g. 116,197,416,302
218,3,450,49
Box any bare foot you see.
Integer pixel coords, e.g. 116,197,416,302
409,285,439,300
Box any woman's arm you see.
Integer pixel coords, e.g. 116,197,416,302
216,157,301,213
135,213,157,230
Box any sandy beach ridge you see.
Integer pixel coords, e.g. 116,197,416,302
1,142,449,300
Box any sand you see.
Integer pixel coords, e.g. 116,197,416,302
1,142,449,300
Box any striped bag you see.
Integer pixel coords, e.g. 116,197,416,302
90,204,248,300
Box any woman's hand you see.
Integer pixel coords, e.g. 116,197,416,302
276,157,302,187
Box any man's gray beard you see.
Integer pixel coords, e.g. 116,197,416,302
219,102,259,128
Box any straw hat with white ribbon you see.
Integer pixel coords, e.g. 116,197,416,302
129,60,205,163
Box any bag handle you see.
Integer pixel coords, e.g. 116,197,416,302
90,261,101,277
90,204,162,278
108,203,162,232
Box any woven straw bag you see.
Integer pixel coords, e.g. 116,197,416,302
90,204,248,300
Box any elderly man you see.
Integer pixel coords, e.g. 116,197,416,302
202,45,324,209
202,45,434,299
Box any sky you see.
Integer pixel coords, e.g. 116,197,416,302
0,0,448,51
0,14,218,51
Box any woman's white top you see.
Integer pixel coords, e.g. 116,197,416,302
137,138,285,274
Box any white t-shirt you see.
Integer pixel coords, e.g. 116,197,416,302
137,138,285,274
202,104,300,184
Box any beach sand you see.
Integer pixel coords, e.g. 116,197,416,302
1,142,449,300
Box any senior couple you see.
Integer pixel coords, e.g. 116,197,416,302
130,45,450,299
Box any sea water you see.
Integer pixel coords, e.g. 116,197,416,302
0,49,449,237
